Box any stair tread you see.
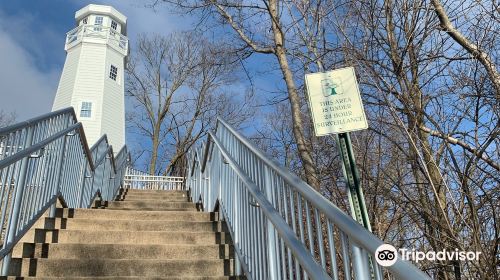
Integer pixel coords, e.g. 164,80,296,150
56,208,208,215
21,229,231,245
108,201,194,205
97,208,198,211
11,258,228,263
17,243,227,247
23,229,228,234
54,209,216,221
9,258,232,277
12,243,233,260
117,198,189,202
4,277,244,280
35,218,223,231
124,190,187,194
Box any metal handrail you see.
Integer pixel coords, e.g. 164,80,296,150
210,131,330,279
0,107,75,134
0,108,129,275
0,124,81,169
187,118,431,280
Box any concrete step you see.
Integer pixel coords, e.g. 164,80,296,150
12,243,234,260
8,259,233,277
4,277,246,280
54,209,217,221
118,191,188,197
34,218,226,232
20,229,231,245
104,201,197,210
116,195,189,202
124,190,187,195
97,207,198,212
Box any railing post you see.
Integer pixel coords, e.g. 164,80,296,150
264,166,279,280
232,166,242,276
1,126,35,276
49,117,70,218
78,164,91,208
352,246,371,280
100,155,108,200
106,157,112,200
88,171,97,207
205,162,211,209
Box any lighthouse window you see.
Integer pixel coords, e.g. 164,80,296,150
111,20,117,30
80,102,92,118
94,16,103,31
109,65,118,81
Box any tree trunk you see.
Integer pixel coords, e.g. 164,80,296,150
268,0,320,190
149,122,161,175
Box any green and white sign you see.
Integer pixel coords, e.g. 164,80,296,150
305,67,368,136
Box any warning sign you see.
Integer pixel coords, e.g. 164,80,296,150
305,67,368,136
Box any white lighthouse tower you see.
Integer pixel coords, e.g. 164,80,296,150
52,4,128,151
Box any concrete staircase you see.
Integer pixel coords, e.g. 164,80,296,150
5,189,242,279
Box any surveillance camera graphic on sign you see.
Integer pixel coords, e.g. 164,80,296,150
321,78,344,97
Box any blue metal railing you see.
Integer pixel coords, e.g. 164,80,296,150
0,108,129,275
187,118,430,280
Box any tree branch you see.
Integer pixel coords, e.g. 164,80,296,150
431,0,500,97
209,0,275,54
419,125,499,171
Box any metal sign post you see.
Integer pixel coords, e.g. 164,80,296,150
336,132,371,230
305,67,371,230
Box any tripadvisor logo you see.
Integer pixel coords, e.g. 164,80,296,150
374,244,482,267
375,244,398,267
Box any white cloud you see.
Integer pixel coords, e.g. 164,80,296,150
0,21,60,121
0,1,192,122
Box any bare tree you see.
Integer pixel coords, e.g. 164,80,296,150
327,0,499,278
160,0,321,190
126,32,249,175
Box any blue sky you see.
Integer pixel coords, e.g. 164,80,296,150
0,0,194,120
0,0,280,120
0,0,279,171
